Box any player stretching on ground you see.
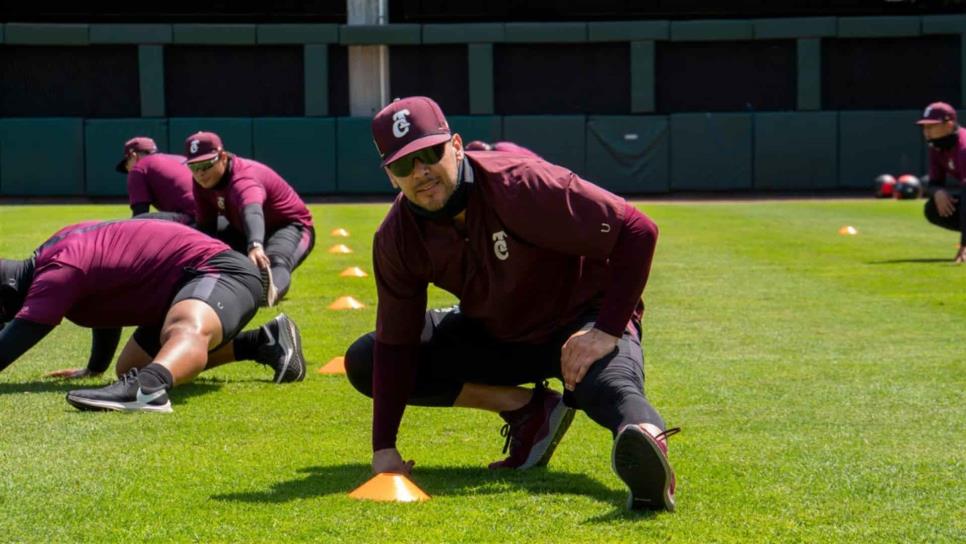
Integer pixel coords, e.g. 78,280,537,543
344,96,679,511
0,219,306,412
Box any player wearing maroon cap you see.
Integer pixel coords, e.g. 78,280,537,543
116,137,197,225
917,102,966,262
0,220,307,412
183,131,315,307
344,96,679,512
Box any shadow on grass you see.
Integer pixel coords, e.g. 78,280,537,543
866,258,951,264
0,379,223,408
212,463,634,511
0,380,84,396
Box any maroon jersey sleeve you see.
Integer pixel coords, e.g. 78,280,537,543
16,262,85,326
594,204,659,336
232,177,267,208
126,167,152,207
492,159,626,259
373,220,430,345
370,215,430,451
956,146,966,183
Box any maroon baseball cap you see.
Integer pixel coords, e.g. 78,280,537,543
372,96,451,166
115,136,157,173
916,102,958,125
183,131,224,164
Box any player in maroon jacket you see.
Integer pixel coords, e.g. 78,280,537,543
918,102,966,262
344,97,679,511
184,132,314,307
0,220,306,413
116,136,197,224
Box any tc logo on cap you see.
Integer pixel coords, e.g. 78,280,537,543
190,140,200,154
923,106,933,118
392,110,412,138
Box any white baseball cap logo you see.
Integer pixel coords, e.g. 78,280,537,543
923,106,933,118
392,110,412,138
190,139,200,154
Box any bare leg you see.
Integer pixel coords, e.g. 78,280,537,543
115,337,153,377
453,383,532,412
153,299,223,386
204,343,236,369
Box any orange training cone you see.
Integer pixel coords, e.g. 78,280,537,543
328,296,365,310
348,473,430,503
318,356,346,375
328,244,353,254
838,225,858,235
331,228,350,237
340,266,368,278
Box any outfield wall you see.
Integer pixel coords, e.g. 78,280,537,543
0,16,963,196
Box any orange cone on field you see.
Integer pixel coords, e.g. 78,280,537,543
318,356,346,375
348,473,430,503
328,296,365,310
838,225,858,235
331,228,350,237
328,244,353,254
340,266,368,278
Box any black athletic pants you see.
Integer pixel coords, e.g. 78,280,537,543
218,223,315,299
345,307,666,435
924,188,964,239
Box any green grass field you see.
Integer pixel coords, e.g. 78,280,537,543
0,199,964,543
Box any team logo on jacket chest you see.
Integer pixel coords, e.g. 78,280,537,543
217,196,226,210
492,231,509,261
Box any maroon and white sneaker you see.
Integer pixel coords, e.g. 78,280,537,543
489,385,576,470
612,425,681,511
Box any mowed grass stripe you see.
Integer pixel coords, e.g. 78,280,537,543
638,201,965,542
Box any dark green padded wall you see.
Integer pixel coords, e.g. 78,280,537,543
754,112,838,190
502,115,587,176
837,110,923,188
585,116,669,193
336,117,385,193
448,115,502,145
85,119,168,196
670,113,752,190
0,118,84,195
167,118,253,158
252,118,336,194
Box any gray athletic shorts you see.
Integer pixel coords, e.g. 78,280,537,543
132,251,262,356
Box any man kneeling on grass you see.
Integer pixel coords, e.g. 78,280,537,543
0,219,306,413
344,96,680,512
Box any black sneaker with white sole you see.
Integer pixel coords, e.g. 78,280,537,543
612,425,680,512
255,313,306,383
66,368,172,413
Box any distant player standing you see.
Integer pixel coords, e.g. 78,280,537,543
918,102,966,262
116,137,197,224
184,132,314,306
344,97,679,511
0,219,306,412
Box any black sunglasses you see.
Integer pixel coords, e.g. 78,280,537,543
188,156,219,173
387,141,448,177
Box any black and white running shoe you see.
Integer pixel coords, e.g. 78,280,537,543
66,368,172,413
256,313,306,384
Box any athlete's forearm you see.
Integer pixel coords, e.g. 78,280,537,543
242,204,266,247
371,341,419,451
86,328,122,374
0,319,55,372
